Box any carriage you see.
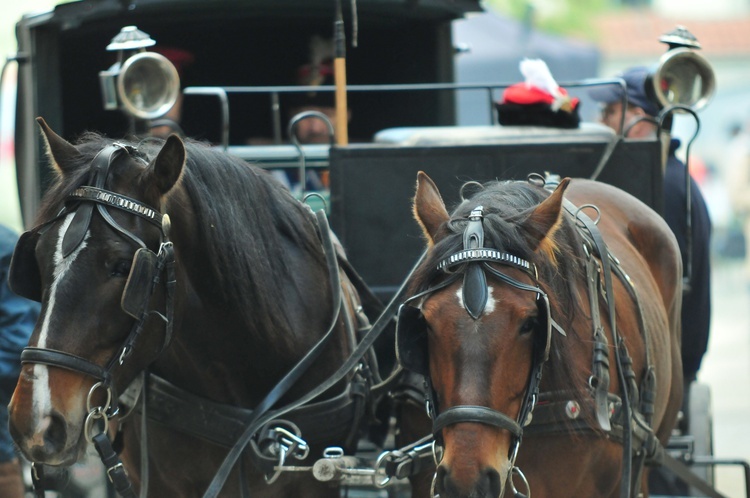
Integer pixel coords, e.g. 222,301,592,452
4,1,748,497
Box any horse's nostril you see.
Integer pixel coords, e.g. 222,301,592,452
41,413,68,456
435,465,448,495
485,467,502,498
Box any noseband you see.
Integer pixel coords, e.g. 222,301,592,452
397,205,565,473
14,143,175,415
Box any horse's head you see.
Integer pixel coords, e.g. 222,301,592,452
8,118,186,465
398,172,569,498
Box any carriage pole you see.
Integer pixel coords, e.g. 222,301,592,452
333,0,349,145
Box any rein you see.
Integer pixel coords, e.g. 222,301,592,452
201,209,356,496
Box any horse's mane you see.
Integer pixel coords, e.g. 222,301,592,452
37,133,323,345
410,179,589,401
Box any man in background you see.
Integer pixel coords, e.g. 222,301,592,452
592,66,712,387
286,35,350,145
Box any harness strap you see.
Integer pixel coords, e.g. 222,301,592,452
21,348,111,385
585,254,613,432
119,371,366,450
70,186,163,227
92,433,137,498
563,199,634,498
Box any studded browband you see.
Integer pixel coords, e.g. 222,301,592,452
68,186,163,228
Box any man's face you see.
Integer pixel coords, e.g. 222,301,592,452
598,101,656,139
290,106,338,144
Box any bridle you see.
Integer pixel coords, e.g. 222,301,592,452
8,143,175,498
396,205,565,492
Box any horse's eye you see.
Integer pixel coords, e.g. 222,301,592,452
111,259,132,278
520,317,538,335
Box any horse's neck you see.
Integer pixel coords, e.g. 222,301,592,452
155,198,340,405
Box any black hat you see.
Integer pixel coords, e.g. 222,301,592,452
589,66,660,117
495,59,581,129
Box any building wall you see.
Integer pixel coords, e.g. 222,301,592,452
654,0,749,19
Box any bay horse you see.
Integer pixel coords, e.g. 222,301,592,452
7,118,377,497
397,172,683,497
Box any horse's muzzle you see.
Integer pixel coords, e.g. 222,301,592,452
434,464,503,498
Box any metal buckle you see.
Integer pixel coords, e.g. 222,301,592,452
264,426,310,484
106,462,126,483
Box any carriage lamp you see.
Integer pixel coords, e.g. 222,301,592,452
649,26,715,112
99,26,181,120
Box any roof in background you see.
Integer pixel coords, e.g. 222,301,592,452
594,10,750,57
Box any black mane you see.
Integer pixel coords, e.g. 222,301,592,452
37,133,323,346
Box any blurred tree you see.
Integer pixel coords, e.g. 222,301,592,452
485,0,610,40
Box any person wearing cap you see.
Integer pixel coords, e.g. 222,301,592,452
288,41,351,145
592,66,712,387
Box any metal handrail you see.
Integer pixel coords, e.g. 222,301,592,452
182,78,627,145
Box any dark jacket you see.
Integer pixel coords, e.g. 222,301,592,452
662,140,712,382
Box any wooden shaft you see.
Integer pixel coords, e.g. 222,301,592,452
334,57,349,146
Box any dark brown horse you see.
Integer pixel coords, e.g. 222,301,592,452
397,172,683,497
7,119,375,497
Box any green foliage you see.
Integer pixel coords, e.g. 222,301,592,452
484,0,611,40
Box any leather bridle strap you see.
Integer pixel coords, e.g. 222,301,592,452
21,348,112,385
564,199,633,498
433,406,522,438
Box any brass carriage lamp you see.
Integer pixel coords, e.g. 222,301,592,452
98,26,181,121
649,26,715,112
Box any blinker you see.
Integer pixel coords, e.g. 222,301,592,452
61,147,117,257
121,248,160,319
8,230,43,302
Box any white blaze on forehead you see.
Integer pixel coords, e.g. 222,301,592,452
33,214,89,422
455,285,497,314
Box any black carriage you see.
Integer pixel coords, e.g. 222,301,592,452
6,1,746,497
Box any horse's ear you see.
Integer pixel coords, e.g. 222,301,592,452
148,134,186,194
413,171,450,246
36,117,80,175
521,178,570,257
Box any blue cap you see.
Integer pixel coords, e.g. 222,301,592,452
589,66,660,117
